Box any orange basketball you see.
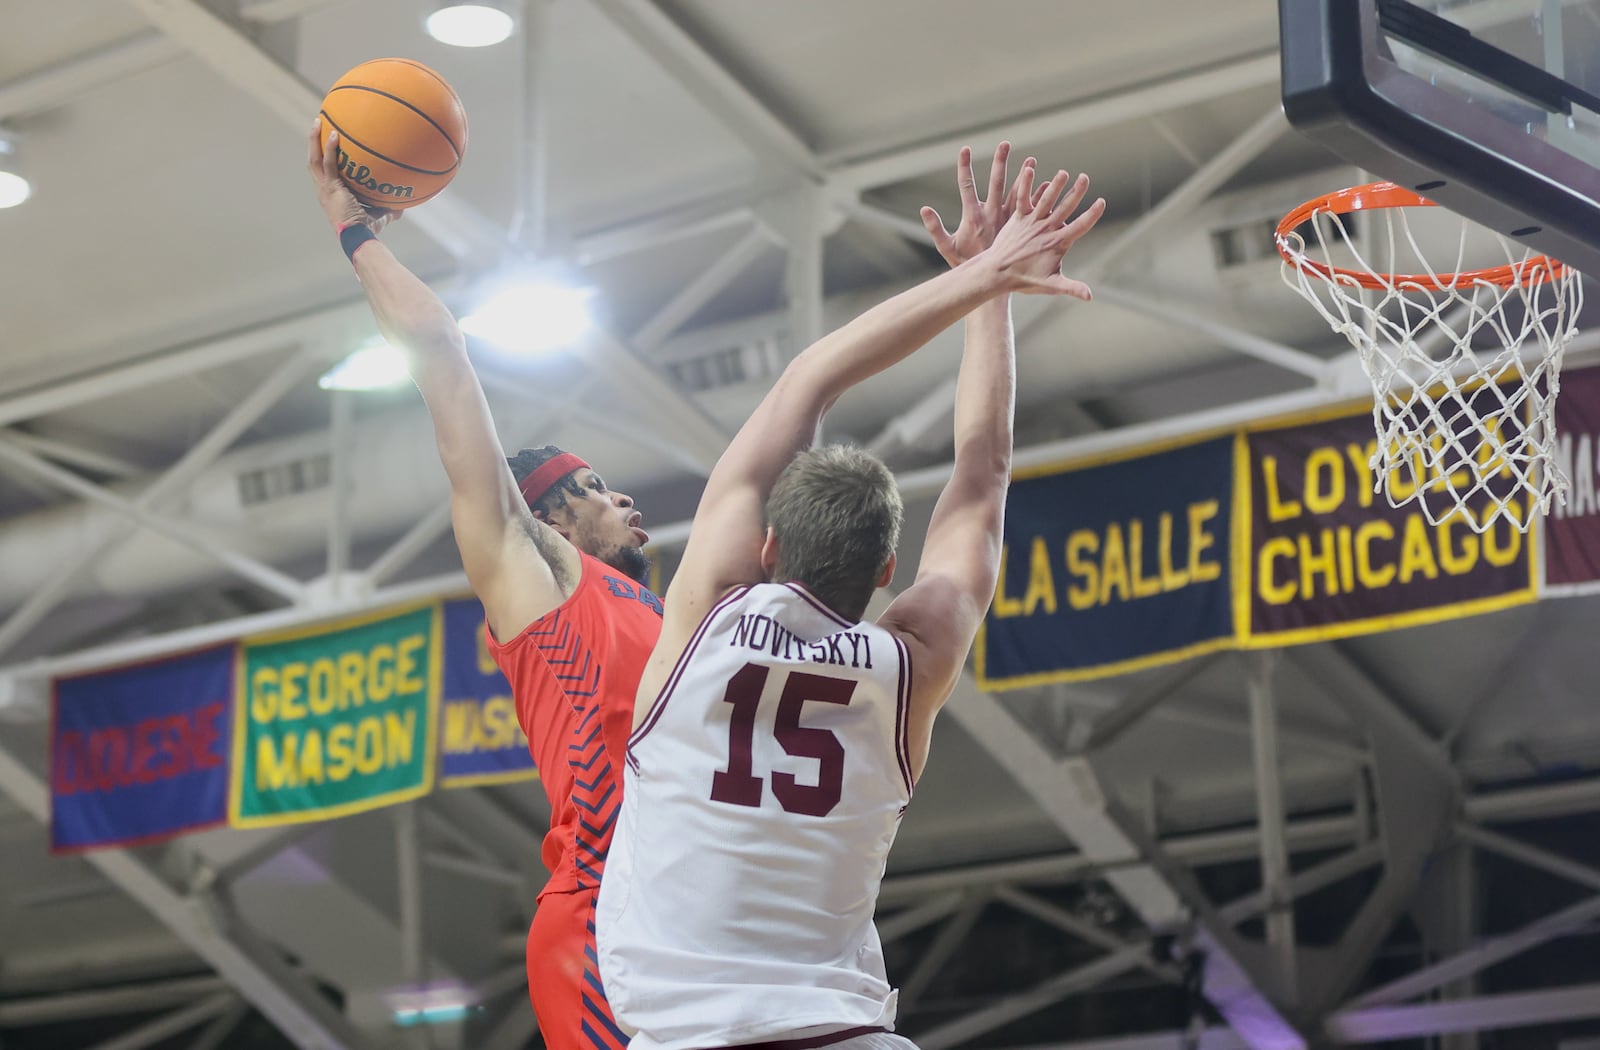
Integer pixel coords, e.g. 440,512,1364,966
319,58,467,211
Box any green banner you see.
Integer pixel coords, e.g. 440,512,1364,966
230,603,440,827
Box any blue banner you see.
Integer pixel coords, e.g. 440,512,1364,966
438,598,537,787
51,645,234,852
977,435,1238,687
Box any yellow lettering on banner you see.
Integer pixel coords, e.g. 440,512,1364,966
328,723,355,780
1305,448,1346,514
256,735,297,792
368,645,395,702
1356,520,1396,588
1483,501,1523,566
992,546,1024,618
1127,521,1162,599
1157,513,1189,590
356,719,383,774
278,662,307,721
1259,538,1297,604
299,728,324,785
1065,531,1099,611
307,658,337,716
1438,514,1479,575
1299,529,1339,599
1023,536,1058,615
396,634,426,695
1100,524,1131,605
477,624,498,675
386,709,416,768
1262,457,1302,522
1398,514,1440,583
1188,501,1222,582
338,653,365,707
1346,442,1378,508
445,698,523,754
1337,525,1356,593
252,668,279,722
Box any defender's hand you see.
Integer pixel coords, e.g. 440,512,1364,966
307,117,399,236
980,167,1106,299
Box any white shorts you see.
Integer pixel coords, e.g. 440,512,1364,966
826,1034,919,1050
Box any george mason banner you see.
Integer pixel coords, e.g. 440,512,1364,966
51,645,233,852
977,435,1236,687
230,603,440,827
1241,408,1535,643
438,598,537,787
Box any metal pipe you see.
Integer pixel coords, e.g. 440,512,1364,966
326,389,353,586
83,994,238,1050
1247,651,1297,997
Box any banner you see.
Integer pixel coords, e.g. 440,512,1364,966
1543,364,1600,593
51,645,233,852
977,435,1237,687
231,603,440,827
1241,408,1535,644
439,598,537,787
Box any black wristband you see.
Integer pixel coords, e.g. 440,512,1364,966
339,223,377,262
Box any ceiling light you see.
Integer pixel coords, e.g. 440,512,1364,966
0,133,31,209
318,340,410,391
425,1,516,47
460,279,595,355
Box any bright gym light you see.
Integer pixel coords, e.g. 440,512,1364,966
460,279,595,355
318,340,410,391
425,1,516,47
0,133,31,209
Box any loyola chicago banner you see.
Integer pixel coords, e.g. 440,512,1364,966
1241,407,1535,643
51,645,233,852
438,598,536,787
977,435,1237,687
231,603,440,827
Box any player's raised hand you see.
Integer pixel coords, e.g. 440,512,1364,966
306,117,400,236
920,142,1041,268
981,167,1106,299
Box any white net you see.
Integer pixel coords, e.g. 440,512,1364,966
1277,184,1583,533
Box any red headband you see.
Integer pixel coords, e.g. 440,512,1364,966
518,452,591,508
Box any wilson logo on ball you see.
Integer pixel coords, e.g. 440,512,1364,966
337,148,416,201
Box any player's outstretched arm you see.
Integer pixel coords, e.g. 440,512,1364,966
664,163,1104,639
307,120,571,634
880,147,1104,776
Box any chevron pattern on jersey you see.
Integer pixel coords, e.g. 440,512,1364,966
533,610,618,891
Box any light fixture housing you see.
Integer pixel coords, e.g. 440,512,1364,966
318,340,411,391
0,132,31,209
460,277,596,355
424,1,516,47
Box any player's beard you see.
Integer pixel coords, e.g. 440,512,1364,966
606,543,653,586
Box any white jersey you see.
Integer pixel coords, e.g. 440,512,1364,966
597,582,915,1050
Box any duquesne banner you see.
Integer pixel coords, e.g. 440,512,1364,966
438,597,537,787
230,603,441,827
51,644,233,852
977,434,1237,687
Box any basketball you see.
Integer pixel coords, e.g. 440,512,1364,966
318,58,467,211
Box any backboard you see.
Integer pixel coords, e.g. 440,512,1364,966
1280,0,1600,275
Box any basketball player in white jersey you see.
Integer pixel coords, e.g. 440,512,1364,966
597,145,1105,1050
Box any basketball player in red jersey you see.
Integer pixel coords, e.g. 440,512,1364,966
307,120,651,1050
598,148,1104,1050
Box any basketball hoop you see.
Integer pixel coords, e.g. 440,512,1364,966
1276,182,1583,533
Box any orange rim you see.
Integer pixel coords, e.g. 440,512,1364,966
1275,181,1570,290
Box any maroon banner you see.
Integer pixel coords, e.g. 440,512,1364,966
1544,364,1600,591
1244,410,1535,644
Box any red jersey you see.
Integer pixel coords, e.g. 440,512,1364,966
486,552,663,897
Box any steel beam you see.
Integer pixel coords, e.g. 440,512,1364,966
0,347,325,657
0,976,229,1026
0,32,182,121
1246,652,1296,1000
1327,981,1600,1043
395,804,426,984
0,739,367,1049
325,389,353,586
876,891,964,943
84,993,239,1050
632,225,776,351
483,1001,540,1050
586,0,821,178
0,436,307,603
1094,285,1329,381
1080,655,1219,754
5,429,144,478
994,885,1184,984
424,851,526,891
510,0,552,254
1458,823,1600,892
897,891,990,1013
188,999,251,1050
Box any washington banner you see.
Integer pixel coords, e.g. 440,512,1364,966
438,597,536,787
